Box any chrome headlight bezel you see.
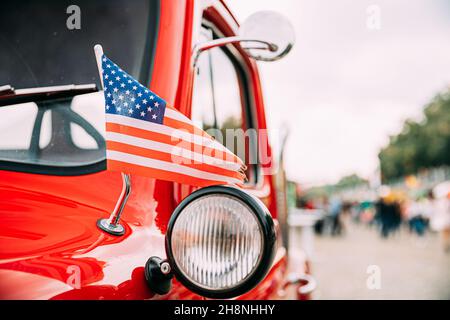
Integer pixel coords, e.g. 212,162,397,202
165,185,277,299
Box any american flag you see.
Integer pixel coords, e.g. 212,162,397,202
101,54,246,187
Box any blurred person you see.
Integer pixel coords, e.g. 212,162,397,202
375,197,389,238
328,196,343,236
350,201,362,223
313,196,328,235
359,200,375,225
375,192,402,238
314,216,325,235
406,194,431,237
430,183,450,252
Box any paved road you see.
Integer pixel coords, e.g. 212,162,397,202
292,218,450,299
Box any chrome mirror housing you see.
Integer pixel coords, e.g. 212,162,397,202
239,11,295,61
193,10,295,64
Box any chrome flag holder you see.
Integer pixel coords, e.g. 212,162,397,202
94,44,131,236
97,172,131,236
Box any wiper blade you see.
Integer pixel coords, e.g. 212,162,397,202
0,84,98,107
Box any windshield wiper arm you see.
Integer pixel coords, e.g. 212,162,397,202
0,85,14,95
0,84,98,107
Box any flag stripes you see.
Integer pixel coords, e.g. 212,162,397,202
107,152,242,186
101,54,245,186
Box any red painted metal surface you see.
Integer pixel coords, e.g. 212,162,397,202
0,0,296,300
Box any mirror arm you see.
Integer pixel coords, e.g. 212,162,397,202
192,36,278,67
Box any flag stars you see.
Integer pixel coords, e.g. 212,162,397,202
102,56,166,124
106,64,111,68
102,57,107,62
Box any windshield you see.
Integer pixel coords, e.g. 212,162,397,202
0,0,159,174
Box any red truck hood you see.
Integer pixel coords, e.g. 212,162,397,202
0,170,169,299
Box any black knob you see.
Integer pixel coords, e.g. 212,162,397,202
144,256,173,295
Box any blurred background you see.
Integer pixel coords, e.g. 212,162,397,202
229,0,450,299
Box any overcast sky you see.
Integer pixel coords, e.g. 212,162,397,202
227,0,450,186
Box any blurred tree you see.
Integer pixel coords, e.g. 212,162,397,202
335,174,369,189
379,88,450,182
302,173,368,199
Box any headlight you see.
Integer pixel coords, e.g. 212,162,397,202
166,185,276,299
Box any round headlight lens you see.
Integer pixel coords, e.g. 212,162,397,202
171,194,263,291
166,186,276,298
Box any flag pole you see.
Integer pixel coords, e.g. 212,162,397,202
94,44,104,89
94,44,131,236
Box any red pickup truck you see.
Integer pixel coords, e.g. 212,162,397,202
0,0,314,300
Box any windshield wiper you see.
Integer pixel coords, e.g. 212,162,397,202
0,85,15,95
0,84,98,107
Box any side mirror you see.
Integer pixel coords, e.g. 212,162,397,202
239,11,295,62
193,11,295,64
